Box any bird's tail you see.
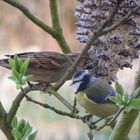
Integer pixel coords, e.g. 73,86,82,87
0,58,11,69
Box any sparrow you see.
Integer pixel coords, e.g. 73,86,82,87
0,51,80,83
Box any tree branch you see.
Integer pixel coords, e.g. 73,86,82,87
25,94,80,120
102,4,140,35
0,101,14,140
0,101,6,119
1,0,56,37
49,0,71,53
44,86,77,112
7,86,31,123
109,65,140,140
49,0,61,30
1,0,71,53
7,84,75,124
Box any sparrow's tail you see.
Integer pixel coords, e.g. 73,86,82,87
0,58,11,69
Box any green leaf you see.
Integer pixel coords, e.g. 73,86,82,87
130,87,140,99
108,96,118,103
12,117,18,128
22,122,32,135
8,57,16,69
20,58,30,75
12,129,21,139
115,81,124,96
16,84,22,90
18,119,26,131
109,95,125,107
124,106,132,112
14,55,22,72
8,76,17,82
21,76,27,85
12,69,21,82
11,118,36,140
129,98,140,106
28,131,37,140
116,94,124,105
127,98,140,110
21,128,32,140
122,92,130,103
25,75,33,81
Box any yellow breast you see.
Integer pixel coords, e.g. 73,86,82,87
75,92,118,118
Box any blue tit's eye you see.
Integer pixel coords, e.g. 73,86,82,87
72,79,82,85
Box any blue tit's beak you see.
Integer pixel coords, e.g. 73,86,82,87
70,83,73,86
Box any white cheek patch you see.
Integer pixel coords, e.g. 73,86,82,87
72,82,82,93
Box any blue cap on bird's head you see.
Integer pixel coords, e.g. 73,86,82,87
72,69,95,93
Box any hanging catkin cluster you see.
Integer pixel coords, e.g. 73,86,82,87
75,0,140,83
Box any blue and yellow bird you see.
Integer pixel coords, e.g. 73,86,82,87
72,70,118,118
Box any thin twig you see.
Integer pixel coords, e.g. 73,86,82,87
102,4,140,35
24,94,81,120
7,84,75,123
87,129,93,140
95,107,124,131
45,86,78,112
72,97,78,114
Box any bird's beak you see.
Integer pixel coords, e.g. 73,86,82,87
70,82,73,86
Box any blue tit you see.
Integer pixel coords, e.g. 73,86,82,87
72,70,118,118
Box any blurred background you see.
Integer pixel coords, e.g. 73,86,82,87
0,0,139,140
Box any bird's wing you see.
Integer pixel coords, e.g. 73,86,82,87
4,52,69,70
85,78,115,104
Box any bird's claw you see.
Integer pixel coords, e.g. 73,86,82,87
33,82,51,92
81,115,93,123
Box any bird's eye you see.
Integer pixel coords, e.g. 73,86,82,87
71,79,82,85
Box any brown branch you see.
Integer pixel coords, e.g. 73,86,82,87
24,93,81,120
102,4,140,35
7,86,31,123
87,129,93,140
95,107,124,131
7,84,75,124
0,101,14,139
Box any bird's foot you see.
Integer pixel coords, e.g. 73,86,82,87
27,81,34,88
81,115,93,123
89,117,105,130
30,82,51,92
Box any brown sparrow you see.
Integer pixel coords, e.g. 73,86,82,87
0,51,80,83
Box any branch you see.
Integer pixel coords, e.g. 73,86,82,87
1,0,56,37
7,86,31,123
25,94,80,120
102,4,140,35
49,0,71,53
49,0,61,30
45,86,77,112
109,65,140,140
0,101,14,139
7,84,75,124
1,0,71,53
0,101,6,119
